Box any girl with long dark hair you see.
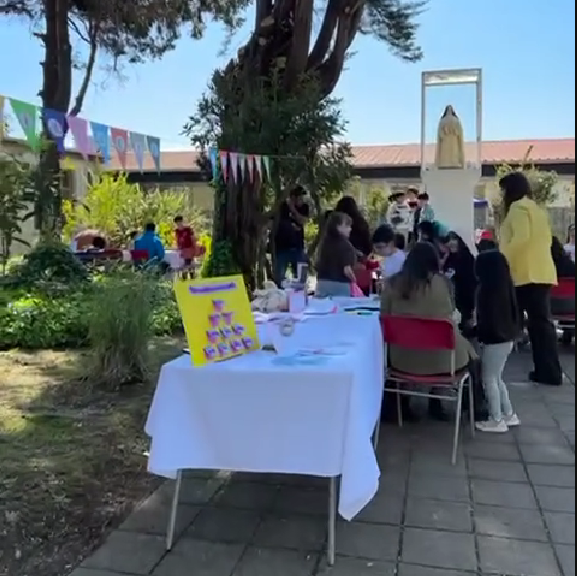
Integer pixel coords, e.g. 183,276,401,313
499,172,562,386
315,211,357,297
474,250,521,432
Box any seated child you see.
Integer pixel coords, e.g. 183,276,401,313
474,249,521,433
372,224,406,280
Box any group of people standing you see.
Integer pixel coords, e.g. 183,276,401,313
273,173,574,434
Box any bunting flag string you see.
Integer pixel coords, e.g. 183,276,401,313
0,93,162,171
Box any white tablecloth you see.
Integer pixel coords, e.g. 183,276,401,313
145,313,384,520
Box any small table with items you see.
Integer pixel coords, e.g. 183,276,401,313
145,308,384,565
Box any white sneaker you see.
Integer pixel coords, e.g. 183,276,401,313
475,420,509,433
504,413,521,427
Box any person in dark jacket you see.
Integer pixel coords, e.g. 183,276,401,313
442,232,476,328
474,250,521,433
551,236,576,344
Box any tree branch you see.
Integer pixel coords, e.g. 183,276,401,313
284,0,314,87
307,0,343,70
69,18,98,116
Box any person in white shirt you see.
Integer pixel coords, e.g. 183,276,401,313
564,223,575,262
372,224,406,279
386,191,413,241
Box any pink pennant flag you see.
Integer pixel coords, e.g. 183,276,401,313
229,152,238,183
219,151,229,182
110,127,128,168
254,155,262,180
67,116,90,159
247,155,255,183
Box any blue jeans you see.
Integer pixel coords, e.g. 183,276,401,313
274,248,305,286
481,342,514,421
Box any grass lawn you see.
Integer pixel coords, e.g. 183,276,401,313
0,338,184,576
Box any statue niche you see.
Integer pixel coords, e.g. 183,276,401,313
435,105,465,169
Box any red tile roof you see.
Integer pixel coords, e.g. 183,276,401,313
107,137,575,173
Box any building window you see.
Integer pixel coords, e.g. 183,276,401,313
60,170,74,200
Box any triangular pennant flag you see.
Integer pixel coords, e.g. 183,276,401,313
238,153,247,182
146,135,161,172
0,95,5,140
229,152,238,183
219,151,229,182
209,147,218,182
67,115,90,159
254,155,262,180
91,122,110,163
43,108,66,153
130,132,146,172
262,156,271,180
110,127,128,169
10,98,39,149
247,154,255,183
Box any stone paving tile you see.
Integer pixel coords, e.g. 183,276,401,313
355,492,404,525
272,486,328,516
119,487,200,537
185,507,261,543
397,566,476,576
253,516,326,551
401,528,477,572
336,522,400,562
408,474,470,502
534,485,576,513
555,544,576,576
519,443,576,465
526,464,575,487
404,498,473,532
467,458,528,482
69,570,128,576
545,512,576,545
474,504,548,541
317,557,396,575
464,441,521,461
232,548,318,576
151,540,244,576
478,535,562,576
213,481,278,511
81,531,166,575
471,478,538,509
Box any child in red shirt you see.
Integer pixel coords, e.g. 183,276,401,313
174,216,195,266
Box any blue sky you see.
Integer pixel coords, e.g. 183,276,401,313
1,0,575,149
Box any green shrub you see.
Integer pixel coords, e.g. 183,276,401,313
201,240,240,278
84,271,156,387
12,241,88,287
0,292,90,349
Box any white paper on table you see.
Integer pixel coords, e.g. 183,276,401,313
288,289,307,313
303,299,337,315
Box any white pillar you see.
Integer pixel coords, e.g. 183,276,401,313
421,167,481,250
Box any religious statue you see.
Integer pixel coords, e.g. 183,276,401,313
434,105,465,169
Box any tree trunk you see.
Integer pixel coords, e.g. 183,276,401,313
37,0,72,237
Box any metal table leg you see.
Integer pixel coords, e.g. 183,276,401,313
166,470,183,550
327,477,337,566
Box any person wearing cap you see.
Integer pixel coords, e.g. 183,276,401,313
274,185,310,286
386,190,412,241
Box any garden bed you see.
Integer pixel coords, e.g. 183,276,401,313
0,337,183,576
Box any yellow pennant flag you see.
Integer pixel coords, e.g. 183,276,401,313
0,95,5,140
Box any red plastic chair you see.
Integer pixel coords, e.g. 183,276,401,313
380,314,474,465
130,249,149,264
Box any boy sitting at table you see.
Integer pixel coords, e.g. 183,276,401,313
372,224,406,280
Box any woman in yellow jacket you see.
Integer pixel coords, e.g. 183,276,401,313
499,172,562,386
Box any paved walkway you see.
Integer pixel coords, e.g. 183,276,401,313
71,350,575,576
